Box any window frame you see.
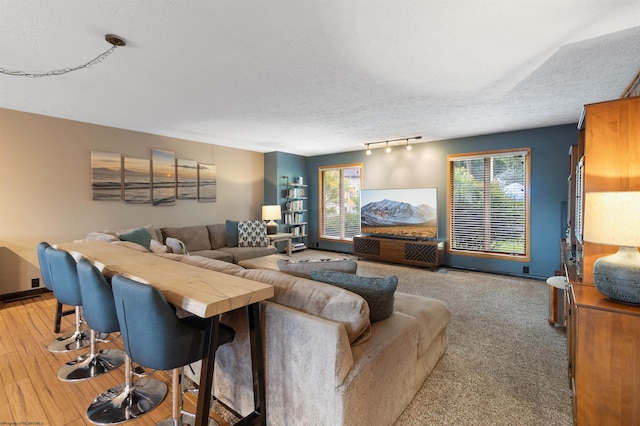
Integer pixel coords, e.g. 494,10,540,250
447,148,531,261
318,163,363,242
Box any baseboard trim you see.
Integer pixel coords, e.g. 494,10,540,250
1,288,50,302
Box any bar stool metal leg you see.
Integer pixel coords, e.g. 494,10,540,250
47,306,92,352
57,329,125,381
86,354,167,425
158,368,221,426
54,301,75,333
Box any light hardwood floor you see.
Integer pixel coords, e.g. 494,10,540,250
0,292,232,425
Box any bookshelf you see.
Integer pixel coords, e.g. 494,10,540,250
283,176,307,252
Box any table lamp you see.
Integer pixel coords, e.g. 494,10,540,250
583,191,640,304
262,205,281,235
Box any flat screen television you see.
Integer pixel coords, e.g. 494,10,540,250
360,187,438,239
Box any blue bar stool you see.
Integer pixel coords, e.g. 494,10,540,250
76,258,167,424
44,246,92,352
53,258,126,383
111,274,235,426
36,242,78,334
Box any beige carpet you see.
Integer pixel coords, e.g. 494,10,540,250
287,249,573,426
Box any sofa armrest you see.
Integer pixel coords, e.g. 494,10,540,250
262,300,355,425
264,300,354,385
192,300,356,420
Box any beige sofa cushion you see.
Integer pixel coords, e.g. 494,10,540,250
206,224,227,249
161,225,211,252
277,259,357,278
218,246,277,263
189,249,234,263
235,269,371,344
178,255,246,274
394,292,450,359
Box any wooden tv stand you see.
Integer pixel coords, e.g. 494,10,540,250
352,235,445,269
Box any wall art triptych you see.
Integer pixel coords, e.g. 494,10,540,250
91,149,217,205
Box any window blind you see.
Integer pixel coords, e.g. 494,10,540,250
448,149,530,258
320,164,362,240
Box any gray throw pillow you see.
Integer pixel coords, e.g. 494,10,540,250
225,220,239,247
310,271,397,323
277,259,357,279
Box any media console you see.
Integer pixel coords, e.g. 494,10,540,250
352,235,445,269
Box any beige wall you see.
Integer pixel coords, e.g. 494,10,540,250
0,108,265,294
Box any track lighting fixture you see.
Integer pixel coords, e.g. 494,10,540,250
363,136,421,155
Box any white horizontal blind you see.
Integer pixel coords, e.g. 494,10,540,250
321,165,361,240
449,149,529,257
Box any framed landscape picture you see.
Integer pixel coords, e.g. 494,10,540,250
177,158,198,200
124,157,151,204
151,149,176,206
198,163,217,202
91,150,122,201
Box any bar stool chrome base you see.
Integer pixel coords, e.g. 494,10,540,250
47,329,92,352
57,348,125,381
86,377,167,425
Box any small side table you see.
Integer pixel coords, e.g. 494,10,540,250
546,275,568,327
267,233,294,256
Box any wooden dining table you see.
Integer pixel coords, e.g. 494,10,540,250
57,240,274,426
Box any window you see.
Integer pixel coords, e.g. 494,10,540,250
448,148,530,260
319,164,362,241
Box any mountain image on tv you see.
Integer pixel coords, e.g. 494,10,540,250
361,199,437,238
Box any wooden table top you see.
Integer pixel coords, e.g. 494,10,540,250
56,240,274,318
0,237,48,268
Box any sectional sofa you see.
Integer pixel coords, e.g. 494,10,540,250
85,223,451,425
87,221,278,264
159,222,277,263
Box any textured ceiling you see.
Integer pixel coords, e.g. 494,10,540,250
1,1,639,156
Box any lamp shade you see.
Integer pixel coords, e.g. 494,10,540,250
583,192,640,247
262,205,281,221
583,191,640,304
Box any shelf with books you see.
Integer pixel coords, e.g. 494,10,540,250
283,176,307,252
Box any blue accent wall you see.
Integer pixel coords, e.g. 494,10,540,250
264,151,308,234
267,124,577,278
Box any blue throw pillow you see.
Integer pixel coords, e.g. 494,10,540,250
118,227,153,250
310,271,397,323
225,220,239,247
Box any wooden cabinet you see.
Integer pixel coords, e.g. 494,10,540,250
563,97,640,424
572,97,640,284
567,283,640,425
352,235,445,269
